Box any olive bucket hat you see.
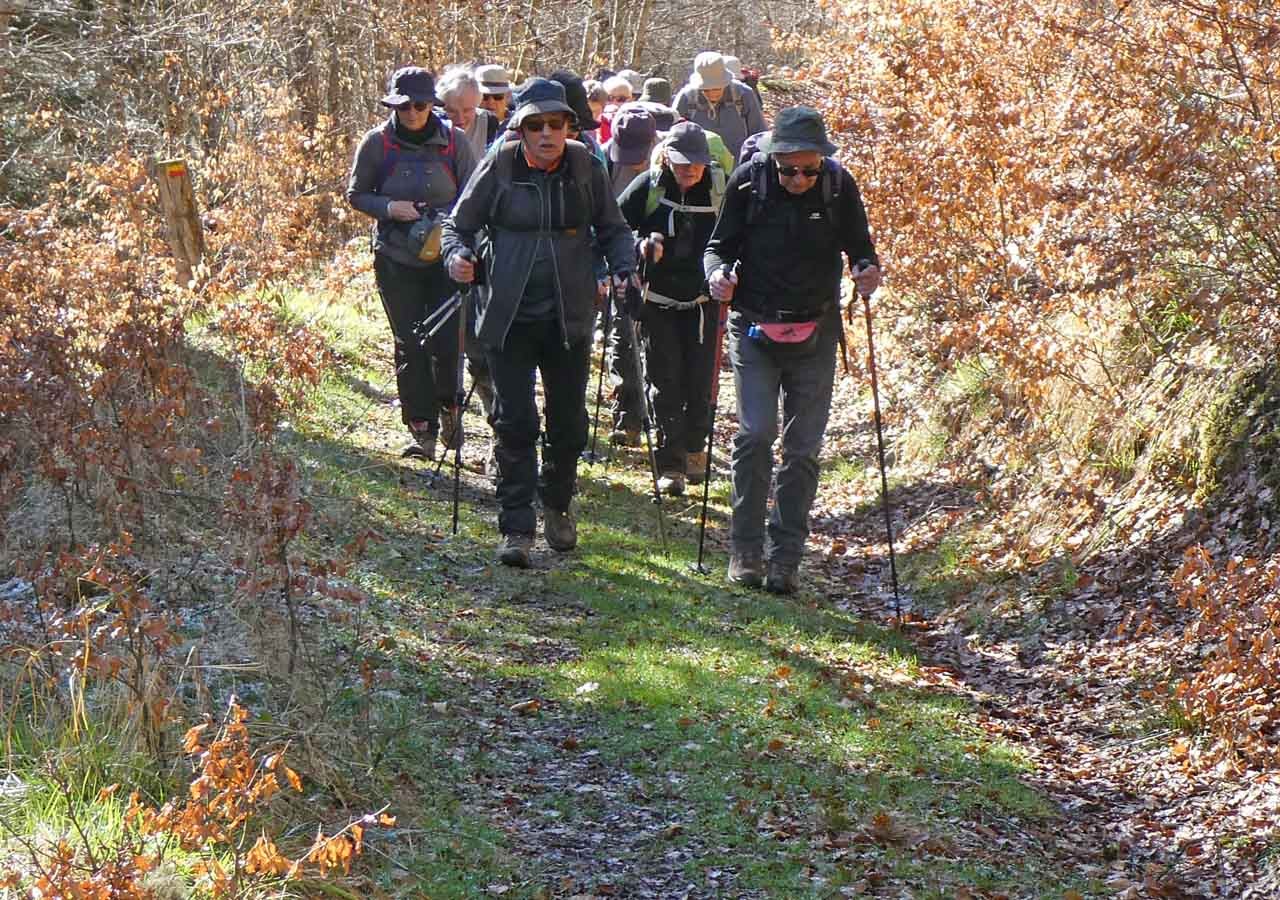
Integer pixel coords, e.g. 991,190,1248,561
758,106,838,156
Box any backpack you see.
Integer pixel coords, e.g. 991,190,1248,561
642,142,727,235
694,81,747,122
742,152,844,232
376,115,459,197
738,131,768,167
487,138,597,223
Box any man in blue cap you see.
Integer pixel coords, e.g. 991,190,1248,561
442,79,636,568
705,106,882,594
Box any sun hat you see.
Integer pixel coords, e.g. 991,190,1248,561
663,122,712,166
380,67,437,108
474,63,512,96
509,78,576,129
606,104,657,165
758,106,838,157
688,52,732,91
639,77,672,105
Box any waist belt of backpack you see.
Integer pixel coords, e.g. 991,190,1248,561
646,289,712,342
734,301,833,324
657,196,716,235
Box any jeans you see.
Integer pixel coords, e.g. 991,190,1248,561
374,255,460,429
728,307,838,565
641,305,718,473
486,319,591,535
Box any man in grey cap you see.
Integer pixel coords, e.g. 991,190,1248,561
674,51,767,160
704,106,882,594
442,79,635,568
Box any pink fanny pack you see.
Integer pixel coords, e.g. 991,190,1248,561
755,321,818,343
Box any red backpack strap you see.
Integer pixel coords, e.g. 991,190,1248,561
376,127,398,193
438,116,458,189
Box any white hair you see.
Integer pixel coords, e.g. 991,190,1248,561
437,65,481,101
602,75,632,98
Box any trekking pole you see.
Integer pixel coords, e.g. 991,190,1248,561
585,281,613,464
856,261,902,626
622,268,668,554
449,285,470,536
694,293,732,574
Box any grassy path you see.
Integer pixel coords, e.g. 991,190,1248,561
274,284,1096,898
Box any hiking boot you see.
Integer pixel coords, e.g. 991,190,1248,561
686,451,708,485
610,427,641,448
766,559,800,595
544,506,577,552
497,533,534,568
403,420,437,459
440,407,463,451
727,549,764,589
657,471,686,496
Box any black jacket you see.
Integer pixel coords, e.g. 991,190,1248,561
441,140,634,349
704,159,879,319
618,168,717,303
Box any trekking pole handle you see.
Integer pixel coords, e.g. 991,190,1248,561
853,258,878,300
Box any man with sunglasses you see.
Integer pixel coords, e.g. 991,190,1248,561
347,66,478,460
704,106,882,595
442,78,636,568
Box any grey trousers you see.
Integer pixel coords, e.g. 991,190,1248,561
727,308,838,566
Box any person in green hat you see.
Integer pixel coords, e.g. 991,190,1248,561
704,106,882,594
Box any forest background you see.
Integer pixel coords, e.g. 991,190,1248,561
2,0,1279,896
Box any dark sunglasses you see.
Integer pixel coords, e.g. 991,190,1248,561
777,164,822,178
608,94,630,103
522,116,568,132
398,101,433,112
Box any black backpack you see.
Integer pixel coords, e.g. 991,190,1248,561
742,152,843,232
487,138,597,223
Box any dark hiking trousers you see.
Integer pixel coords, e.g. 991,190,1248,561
609,297,643,433
374,254,460,430
486,319,591,536
642,305,718,473
727,307,838,566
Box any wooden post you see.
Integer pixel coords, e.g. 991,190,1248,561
154,158,204,286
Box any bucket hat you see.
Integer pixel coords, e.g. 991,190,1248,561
381,67,437,108
688,52,732,91
607,104,657,165
758,106,838,156
509,78,576,129
639,77,672,105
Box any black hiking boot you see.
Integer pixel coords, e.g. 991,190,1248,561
544,507,577,552
728,549,764,589
766,559,800,595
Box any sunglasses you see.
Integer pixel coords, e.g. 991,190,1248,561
777,164,822,178
398,101,433,112
522,116,568,132
608,94,631,103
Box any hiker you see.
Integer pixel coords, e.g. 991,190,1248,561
583,80,607,137
602,103,658,448
346,66,478,459
437,66,499,160
441,78,636,568
550,69,607,165
597,75,634,143
618,68,646,97
618,122,726,496
674,51,767,160
474,63,512,125
704,106,881,594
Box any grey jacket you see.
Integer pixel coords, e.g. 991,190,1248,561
441,140,635,350
673,81,768,160
346,113,479,268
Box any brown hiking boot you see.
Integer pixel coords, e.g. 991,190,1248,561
497,533,534,568
403,420,436,459
657,471,686,496
766,559,800,595
728,549,764,589
544,506,577,552
440,407,463,451
686,451,708,485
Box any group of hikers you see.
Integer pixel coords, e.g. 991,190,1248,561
346,51,882,594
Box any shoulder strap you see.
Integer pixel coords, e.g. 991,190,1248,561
564,140,596,215
643,166,665,218
730,82,746,121
822,157,843,228
377,128,397,193
709,164,727,213
745,152,770,224
488,140,519,220
486,114,499,145
437,116,458,189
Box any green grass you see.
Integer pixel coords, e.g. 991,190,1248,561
2,280,1098,898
